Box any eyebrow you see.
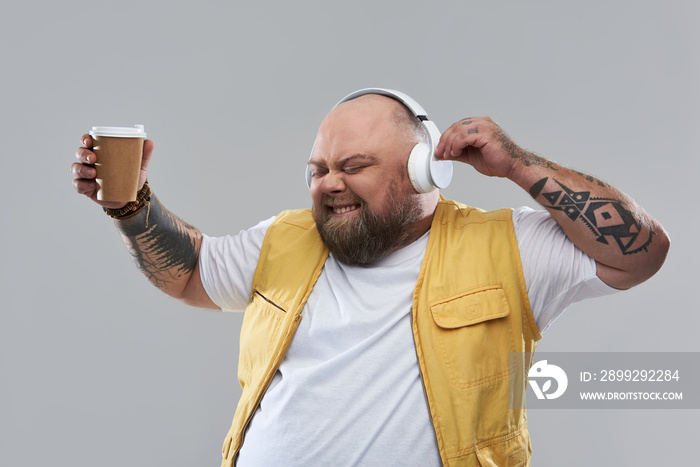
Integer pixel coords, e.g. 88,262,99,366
307,153,380,168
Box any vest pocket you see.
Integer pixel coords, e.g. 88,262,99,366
238,288,288,384
476,445,528,467
474,428,530,467
430,286,515,388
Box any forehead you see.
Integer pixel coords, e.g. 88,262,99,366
311,95,411,164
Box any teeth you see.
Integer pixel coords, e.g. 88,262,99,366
333,205,359,214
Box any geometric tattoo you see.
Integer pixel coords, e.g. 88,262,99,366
531,177,654,255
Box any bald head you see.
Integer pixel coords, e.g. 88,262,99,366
389,97,430,147
330,94,429,149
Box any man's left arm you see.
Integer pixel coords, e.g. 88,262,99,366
435,117,670,290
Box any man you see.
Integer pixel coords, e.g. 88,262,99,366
72,90,669,466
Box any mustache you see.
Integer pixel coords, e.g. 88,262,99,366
321,194,364,207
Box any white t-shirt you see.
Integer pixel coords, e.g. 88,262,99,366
199,206,616,466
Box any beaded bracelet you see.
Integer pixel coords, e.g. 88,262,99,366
103,180,152,228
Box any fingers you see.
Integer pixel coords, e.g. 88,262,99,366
71,155,97,201
436,116,495,159
73,137,97,181
435,119,469,158
436,121,472,159
72,177,97,197
80,134,93,149
71,161,96,179
435,116,522,178
73,135,97,199
75,146,95,165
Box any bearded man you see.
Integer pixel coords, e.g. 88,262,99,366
72,89,669,466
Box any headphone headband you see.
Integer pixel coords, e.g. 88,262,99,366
335,88,430,119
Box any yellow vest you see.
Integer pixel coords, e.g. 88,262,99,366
221,197,542,467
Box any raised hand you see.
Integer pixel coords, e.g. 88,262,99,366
71,134,154,209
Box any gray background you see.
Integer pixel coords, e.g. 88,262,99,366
1,0,697,465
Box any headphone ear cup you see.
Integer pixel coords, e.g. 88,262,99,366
407,143,435,193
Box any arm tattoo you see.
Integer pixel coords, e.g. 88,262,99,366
530,177,654,255
115,194,199,290
572,169,610,188
496,128,558,170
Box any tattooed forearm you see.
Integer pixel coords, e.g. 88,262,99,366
115,194,200,291
572,170,610,188
496,128,559,170
530,177,654,255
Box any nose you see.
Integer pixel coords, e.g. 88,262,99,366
317,170,346,195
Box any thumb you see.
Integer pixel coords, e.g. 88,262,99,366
141,139,155,172
136,139,154,189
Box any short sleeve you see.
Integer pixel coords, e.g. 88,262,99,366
198,217,274,311
513,206,618,333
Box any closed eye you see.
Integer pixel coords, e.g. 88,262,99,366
343,166,366,174
308,154,379,178
308,165,328,178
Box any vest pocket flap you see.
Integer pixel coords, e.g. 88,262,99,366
431,287,510,328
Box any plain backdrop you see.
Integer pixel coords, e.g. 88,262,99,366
1,0,698,465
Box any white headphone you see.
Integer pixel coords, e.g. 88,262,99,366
305,88,453,193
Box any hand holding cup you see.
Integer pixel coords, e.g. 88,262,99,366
72,126,154,209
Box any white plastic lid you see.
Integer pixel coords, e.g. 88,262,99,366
89,125,147,138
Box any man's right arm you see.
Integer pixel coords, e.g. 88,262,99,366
113,192,217,308
72,135,218,309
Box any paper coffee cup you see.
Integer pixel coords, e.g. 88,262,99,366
89,125,147,202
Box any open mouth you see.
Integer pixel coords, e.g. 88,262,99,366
331,204,360,214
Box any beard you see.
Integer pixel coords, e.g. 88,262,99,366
312,186,423,266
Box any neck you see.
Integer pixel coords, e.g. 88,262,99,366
399,190,440,247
